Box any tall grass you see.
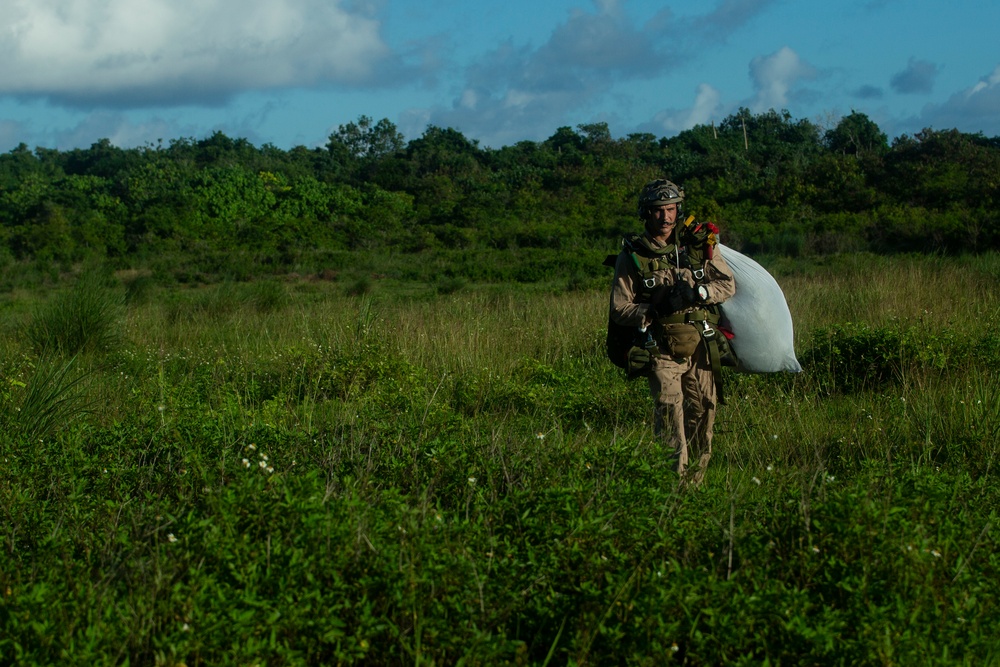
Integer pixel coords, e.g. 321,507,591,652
779,251,1000,332
22,269,125,356
1,355,91,441
1,254,999,664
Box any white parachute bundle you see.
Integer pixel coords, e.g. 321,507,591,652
717,244,802,373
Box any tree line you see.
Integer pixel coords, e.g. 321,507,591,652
1,109,998,282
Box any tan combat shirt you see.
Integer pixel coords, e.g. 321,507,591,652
610,235,737,329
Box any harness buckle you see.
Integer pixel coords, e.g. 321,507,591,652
643,277,656,289
693,268,705,280
700,320,716,339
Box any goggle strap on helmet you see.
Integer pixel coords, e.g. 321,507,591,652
637,178,685,218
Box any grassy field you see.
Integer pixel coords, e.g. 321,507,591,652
1,252,999,665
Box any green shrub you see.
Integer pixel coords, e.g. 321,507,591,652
1,355,91,441
345,274,372,296
435,275,466,295
800,322,915,393
247,278,287,313
163,281,243,324
122,271,157,306
23,269,125,355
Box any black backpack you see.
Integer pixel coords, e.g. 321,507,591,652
603,252,642,372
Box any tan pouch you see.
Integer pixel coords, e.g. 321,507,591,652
661,323,701,358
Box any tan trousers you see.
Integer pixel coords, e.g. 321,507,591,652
648,343,717,485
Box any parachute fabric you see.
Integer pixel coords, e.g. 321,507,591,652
717,244,802,373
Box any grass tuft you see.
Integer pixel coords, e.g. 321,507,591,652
23,269,125,356
2,355,91,441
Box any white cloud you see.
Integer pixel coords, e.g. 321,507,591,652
407,0,778,147
51,112,180,149
651,83,722,134
539,4,655,74
912,65,1000,136
595,0,622,13
0,0,392,107
968,65,1000,97
748,46,817,111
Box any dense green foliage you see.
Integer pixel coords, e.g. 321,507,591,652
2,110,999,288
1,255,999,664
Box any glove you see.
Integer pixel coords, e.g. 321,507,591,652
650,269,706,316
670,268,698,310
668,282,697,311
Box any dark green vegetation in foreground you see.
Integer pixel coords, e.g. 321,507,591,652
1,254,999,665
2,108,1000,291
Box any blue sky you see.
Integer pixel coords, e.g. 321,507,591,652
2,0,999,152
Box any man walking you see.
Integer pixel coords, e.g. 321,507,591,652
609,179,736,484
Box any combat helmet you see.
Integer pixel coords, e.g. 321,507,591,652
637,179,684,219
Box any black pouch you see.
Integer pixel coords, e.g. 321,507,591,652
716,328,738,367
625,346,653,380
606,318,637,370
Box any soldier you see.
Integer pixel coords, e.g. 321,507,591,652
609,179,736,485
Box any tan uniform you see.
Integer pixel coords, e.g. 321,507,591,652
609,236,736,484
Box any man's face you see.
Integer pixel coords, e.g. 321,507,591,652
644,203,678,241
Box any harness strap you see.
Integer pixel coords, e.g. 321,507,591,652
655,309,721,326
701,327,726,406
